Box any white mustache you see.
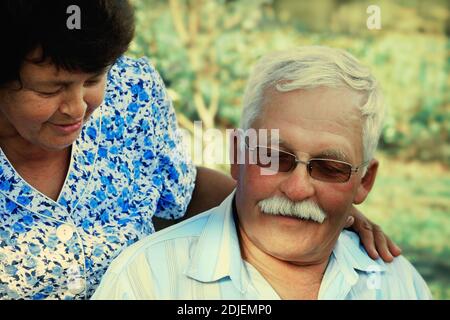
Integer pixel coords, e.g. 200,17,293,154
258,196,327,224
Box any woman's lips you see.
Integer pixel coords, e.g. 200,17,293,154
50,121,83,134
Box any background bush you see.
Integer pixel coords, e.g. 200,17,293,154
130,0,449,164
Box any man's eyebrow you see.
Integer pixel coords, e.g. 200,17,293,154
276,140,293,151
315,149,350,162
264,135,350,160
268,136,291,148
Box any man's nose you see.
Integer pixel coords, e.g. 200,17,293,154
278,164,315,202
59,88,87,120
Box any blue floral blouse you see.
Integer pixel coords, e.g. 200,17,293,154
0,56,197,299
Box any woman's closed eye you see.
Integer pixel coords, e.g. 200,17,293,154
35,87,63,97
84,79,102,87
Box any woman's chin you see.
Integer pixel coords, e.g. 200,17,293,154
37,136,78,152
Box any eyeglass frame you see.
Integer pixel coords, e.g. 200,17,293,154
245,141,370,183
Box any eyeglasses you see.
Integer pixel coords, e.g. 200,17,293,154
246,143,369,183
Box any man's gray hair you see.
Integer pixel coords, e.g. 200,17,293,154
240,46,386,163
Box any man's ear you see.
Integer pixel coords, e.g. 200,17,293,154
229,130,240,181
353,159,379,205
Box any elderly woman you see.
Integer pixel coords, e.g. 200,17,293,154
0,0,400,299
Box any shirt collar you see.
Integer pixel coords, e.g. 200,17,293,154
184,190,251,293
331,229,387,286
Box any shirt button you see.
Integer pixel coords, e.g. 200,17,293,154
68,278,86,295
56,224,75,242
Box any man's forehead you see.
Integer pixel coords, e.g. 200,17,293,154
252,87,365,161
264,87,363,127
263,86,365,116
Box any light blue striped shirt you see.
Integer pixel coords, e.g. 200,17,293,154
92,191,432,300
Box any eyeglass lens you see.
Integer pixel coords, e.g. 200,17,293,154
253,146,352,183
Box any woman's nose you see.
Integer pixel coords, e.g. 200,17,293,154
59,88,87,120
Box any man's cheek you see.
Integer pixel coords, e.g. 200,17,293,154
248,168,281,195
317,190,354,218
324,202,354,229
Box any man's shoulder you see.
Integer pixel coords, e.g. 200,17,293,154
145,209,215,245
382,254,431,297
339,229,419,274
338,230,432,299
338,229,375,260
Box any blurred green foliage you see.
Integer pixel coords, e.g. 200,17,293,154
127,0,449,299
129,0,449,164
358,155,450,300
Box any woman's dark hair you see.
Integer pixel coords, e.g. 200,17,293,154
0,0,135,86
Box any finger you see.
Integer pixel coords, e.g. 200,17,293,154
386,236,402,257
344,216,355,228
358,222,379,260
373,226,394,262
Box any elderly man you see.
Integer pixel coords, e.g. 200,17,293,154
92,46,431,300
